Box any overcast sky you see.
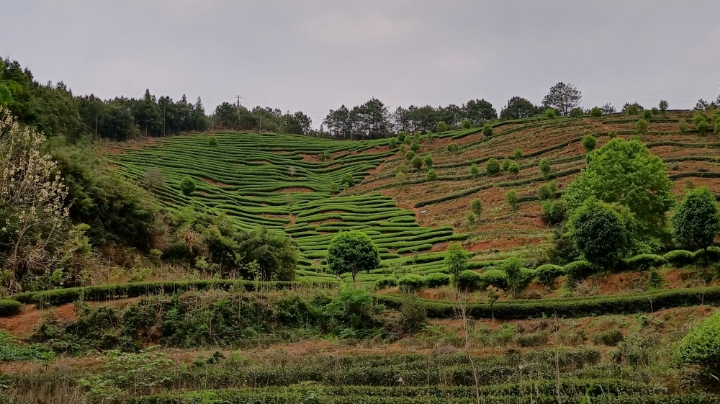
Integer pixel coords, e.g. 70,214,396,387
2,0,720,125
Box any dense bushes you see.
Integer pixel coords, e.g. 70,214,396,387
456,270,482,291
398,274,427,293
664,250,695,267
425,273,450,288
622,254,668,271
564,261,595,281
0,299,20,316
535,265,565,286
375,277,397,289
676,311,720,373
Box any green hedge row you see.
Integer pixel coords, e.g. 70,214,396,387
377,285,720,320
9,279,338,307
0,299,20,316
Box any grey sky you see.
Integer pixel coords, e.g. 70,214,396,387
2,0,720,126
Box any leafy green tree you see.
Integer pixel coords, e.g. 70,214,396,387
501,257,529,299
567,198,634,270
581,135,596,152
423,154,434,168
329,182,339,194
405,150,415,161
395,171,406,183
541,200,566,225
569,107,583,118
425,168,438,181
411,155,423,171
563,138,673,236
506,190,519,211
471,198,483,218
697,120,708,136
179,177,195,196
508,162,520,175
500,96,542,120
445,242,469,282
542,82,582,116
501,157,511,172
469,163,479,177
692,111,707,126
590,107,602,118
466,211,476,226
340,173,355,187
486,158,500,175
635,118,649,135
539,158,551,179
436,121,447,133
513,149,523,159
544,109,558,119
326,231,380,284
388,137,398,149
642,110,652,120
672,187,719,260
626,103,640,116
461,119,472,129
675,311,720,376
208,136,217,146
659,100,668,115
482,124,493,137
446,143,459,154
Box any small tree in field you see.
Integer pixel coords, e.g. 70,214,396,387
501,157,511,172
436,121,447,133
539,158,551,179
424,154,434,168
471,198,483,218
329,181,338,194
208,136,218,146
506,190,519,211
659,100,668,116
425,168,438,181
445,242,469,283
582,135,596,153
461,119,472,129
513,149,523,160
405,150,415,161
326,231,380,285
145,168,166,189
486,158,500,175
635,119,649,135
501,257,529,299
179,177,195,196
482,124,493,137
590,107,602,118
672,187,719,264
508,162,520,176
411,155,423,171
567,198,634,271
466,211,476,227
469,163,479,178
395,171,406,183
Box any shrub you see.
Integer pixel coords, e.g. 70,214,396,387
436,121,447,133
676,310,720,373
208,136,217,146
486,158,500,175
651,107,659,115
696,120,708,136
328,181,338,194
506,190,519,211
538,181,557,201
397,132,406,142
535,264,565,286
659,100,668,115
569,107,583,118
501,157,511,172
541,200,566,225
482,124,493,137
445,242,469,281
400,295,427,334
395,171,406,183
425,273,451,288
593,329,624,346
411,155,423,171
446,143,459,154
582,135,596,152
388,137,398,149
461,119,471,129
456,270,482,291
479,269,508,290
410,139,421,152
508,162,520,175
466,211,476,226
663,250,694,267
423,154,434,168
623,254,668,271
564,261,596,281
678,118,688,133
0,300,21,317
626,104,639,115
516,332,548,347
375,277,397,290
590,107,602,117
179,177,195,196
608,130,617,139
635,119,649,135
425,168,438,181
469,163,479,177
642,110,652,120
397,163,409,174
544,109,558,119
405,150,415,161
398,274,427,293
672,187,720,258
501,257,530,299
471,198,483,217
539,158,551,178
513,149,523,159
327,231,380,283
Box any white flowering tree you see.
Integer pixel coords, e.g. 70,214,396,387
0,108,70,291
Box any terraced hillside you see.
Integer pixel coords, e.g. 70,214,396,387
352,112,720,263
109,130,476,281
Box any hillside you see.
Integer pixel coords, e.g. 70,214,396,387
3,110,720,403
